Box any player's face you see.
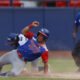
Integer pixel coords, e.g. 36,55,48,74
37,34,44,43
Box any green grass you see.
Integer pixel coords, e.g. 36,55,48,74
39,59,78,72
2,59,78,72
1,59,79,80
50,59,78,72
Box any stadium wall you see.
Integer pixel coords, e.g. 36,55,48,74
0,7,80,50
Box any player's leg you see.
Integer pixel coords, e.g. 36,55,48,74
11,57,26,76
0,51,13,73
31,57,44,72
0,49,26,76
31,57,40,72
7,49,26,76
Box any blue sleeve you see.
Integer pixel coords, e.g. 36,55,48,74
75,13,80,27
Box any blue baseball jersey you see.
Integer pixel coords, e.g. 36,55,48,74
17,34,46,61
75,12,80,27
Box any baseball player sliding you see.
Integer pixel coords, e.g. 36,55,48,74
0,21,50,76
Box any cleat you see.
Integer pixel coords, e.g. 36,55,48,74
0,72,7,77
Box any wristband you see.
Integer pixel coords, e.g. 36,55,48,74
28,24,34,29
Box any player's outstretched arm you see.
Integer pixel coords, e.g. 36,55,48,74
43,62,48,74
72,26,78,39
22,21,39,35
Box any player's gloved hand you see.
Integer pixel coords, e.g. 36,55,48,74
32,21,39,27
72,32,76,39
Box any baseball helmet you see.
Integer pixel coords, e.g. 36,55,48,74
7,33,18,42
37,28,50,40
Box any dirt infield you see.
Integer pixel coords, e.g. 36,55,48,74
49,51,72,59
20,72,80,79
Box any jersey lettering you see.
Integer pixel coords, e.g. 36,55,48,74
29,40,40,53
18,34,28,46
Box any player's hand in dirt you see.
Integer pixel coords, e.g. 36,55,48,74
32,21,39,27
45,64,51,74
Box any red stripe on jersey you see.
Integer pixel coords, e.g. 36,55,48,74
41,51,48,63
24,31,34,39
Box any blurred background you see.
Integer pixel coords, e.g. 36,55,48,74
0,0,80,51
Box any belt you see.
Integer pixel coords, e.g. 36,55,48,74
17,50,27,62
